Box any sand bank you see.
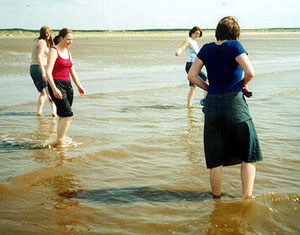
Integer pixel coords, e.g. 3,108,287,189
1,29,300,39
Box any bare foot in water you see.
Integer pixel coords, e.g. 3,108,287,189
59,189,85,198
54,139,64,148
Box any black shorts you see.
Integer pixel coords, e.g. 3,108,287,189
48,79,73,117
185,62,207,87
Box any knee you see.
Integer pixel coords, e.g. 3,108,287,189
190,87,196,93
40,89,47,96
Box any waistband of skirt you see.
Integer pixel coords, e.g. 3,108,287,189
206,92,242,99
206,91,243,100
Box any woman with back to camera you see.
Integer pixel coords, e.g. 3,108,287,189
188,16,263,198
175,26,207,107
46,28,85,146
30,26,57,117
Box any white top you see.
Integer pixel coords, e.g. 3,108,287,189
30,39,49,66
187,37,199,62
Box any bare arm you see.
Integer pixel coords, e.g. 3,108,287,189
187,57,208,91
175,38,189,56
46,48,63,99
236,53,255,97
69,53,85,96
37,40,47,80
235,53,255,86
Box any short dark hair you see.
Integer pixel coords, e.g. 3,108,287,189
215,16,240,41
189,26,202,38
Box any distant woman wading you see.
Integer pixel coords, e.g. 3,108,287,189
30,26,57,117
46,28,86,146
175,26,207,107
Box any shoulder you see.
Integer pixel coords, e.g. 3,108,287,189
228,40,247,55
50,46,56,51
49,47,58,56
183,38,190,44
201,42,214,50
37,39,47,47
198,42,213,59
235,40,245,50
226,40,243,48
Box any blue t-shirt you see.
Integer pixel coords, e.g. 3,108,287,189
197,40,247,94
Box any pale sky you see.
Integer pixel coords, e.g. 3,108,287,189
1,0,300,30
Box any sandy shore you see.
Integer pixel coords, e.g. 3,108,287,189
1,30,300,39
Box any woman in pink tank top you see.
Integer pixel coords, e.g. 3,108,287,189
46,28,86,146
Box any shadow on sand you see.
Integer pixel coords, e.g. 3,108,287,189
59,186,236,204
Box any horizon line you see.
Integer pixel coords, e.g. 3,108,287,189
1,27,300,32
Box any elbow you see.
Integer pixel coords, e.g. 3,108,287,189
250,70,255,78
45,69,51,79
245,70,255,80
187,72,193,82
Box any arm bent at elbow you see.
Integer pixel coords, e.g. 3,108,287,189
187,58,208,91
236,53,255,97
236,53,255,86
46,48,63,99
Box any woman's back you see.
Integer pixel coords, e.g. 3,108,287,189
30,39,49,66
198,40,246,94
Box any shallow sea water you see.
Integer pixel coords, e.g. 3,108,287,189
0,33,299,234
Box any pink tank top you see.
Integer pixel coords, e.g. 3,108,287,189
52,47,73,80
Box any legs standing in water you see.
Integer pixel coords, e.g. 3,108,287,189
187,70,208,108
37,88,47,116
56,116,72,145
210,166,223,197
187,86,196,107
209,162,256,198
45,87,57,117
37,88,57,117
241,162,256,197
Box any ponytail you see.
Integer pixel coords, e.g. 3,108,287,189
53,35,60,45
53,28,73,45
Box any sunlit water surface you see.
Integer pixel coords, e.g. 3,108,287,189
0,33,299,234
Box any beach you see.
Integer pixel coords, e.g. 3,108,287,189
0,31,300,234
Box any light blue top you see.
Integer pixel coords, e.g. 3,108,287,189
187,37,200,62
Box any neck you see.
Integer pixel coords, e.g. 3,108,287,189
216,40,226,45
57,43,67,50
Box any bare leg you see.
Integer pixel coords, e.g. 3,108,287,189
187,86,196,107
210,166,223,197
37,89,47,116
241,162,256,198
45,87,57,117
56,116,72,145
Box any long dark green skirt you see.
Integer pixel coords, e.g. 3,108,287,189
203,92,263,169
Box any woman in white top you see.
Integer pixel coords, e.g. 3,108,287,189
30,26,56,117
176,26,207,107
